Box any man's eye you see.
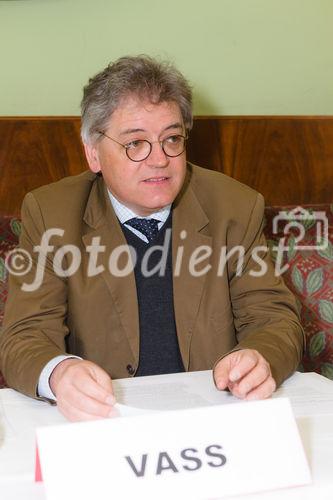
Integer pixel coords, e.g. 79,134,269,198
165,135,182,144
125,140,144,150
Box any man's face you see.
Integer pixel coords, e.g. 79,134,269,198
84,98,187,216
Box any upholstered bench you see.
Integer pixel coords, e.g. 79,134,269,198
1,206,332,388
265,204,333,379
0,215,21,388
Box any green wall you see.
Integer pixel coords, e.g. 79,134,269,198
0,0,332,115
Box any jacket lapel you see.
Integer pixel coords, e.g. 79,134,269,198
82,175,140,360
172,169,212,369
80,168,211,371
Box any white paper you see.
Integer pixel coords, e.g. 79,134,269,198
273,372,333,417
112,370,242,412
112,370,333,418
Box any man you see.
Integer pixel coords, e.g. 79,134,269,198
0,56,304,421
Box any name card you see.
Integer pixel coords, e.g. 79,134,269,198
36,398,311,500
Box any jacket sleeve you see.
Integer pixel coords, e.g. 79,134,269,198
222,193,305,388
0,192,69,398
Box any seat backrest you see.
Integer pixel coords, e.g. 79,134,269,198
0,216,21,388
263,204,333,380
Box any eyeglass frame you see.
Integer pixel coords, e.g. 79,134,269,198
97,130,188,162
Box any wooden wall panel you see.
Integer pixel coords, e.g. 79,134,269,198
187,117,333,206
1,116,332,214
0,118,86,215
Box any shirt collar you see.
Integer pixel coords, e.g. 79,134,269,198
107,190,171,224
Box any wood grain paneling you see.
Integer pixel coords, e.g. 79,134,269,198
187,116,333,206
0,118,86,215
1,116,332,214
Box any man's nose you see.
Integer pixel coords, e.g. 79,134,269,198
145,142,169,167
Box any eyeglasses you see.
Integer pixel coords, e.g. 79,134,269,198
98,131,187,162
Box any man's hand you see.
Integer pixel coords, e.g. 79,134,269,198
213,349,276,400
50,359,116,421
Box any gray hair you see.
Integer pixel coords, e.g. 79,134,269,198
80,55,193,145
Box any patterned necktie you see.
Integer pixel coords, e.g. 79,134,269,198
125,217,160,242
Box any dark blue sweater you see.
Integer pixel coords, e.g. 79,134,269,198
121,213,185,376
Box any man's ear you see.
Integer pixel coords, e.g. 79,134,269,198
84,142,101,173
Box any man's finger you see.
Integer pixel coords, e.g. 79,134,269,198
92,365,115,396
229,362,271,398
213,358,232,390
72,372,115,405
214,350,258,390
59,398,109,422
245,376,276,401
228,351,258,383
58,390,113,419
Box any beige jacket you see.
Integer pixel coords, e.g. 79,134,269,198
0,164,304,397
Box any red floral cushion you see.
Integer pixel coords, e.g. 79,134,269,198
264,204,333,380
0,216,21,388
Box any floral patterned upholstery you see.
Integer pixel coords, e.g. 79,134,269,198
0,206,332,389
0,216,21,388
264,204,333,380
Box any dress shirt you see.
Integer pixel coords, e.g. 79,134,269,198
108,191,171,242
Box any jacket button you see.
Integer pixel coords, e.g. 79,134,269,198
126,364,135,375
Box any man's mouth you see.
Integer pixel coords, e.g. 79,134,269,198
143,176,169,183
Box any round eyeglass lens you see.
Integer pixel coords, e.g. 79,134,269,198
163,135,185,157
126,140,151,161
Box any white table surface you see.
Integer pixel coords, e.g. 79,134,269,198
0,370,333,500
